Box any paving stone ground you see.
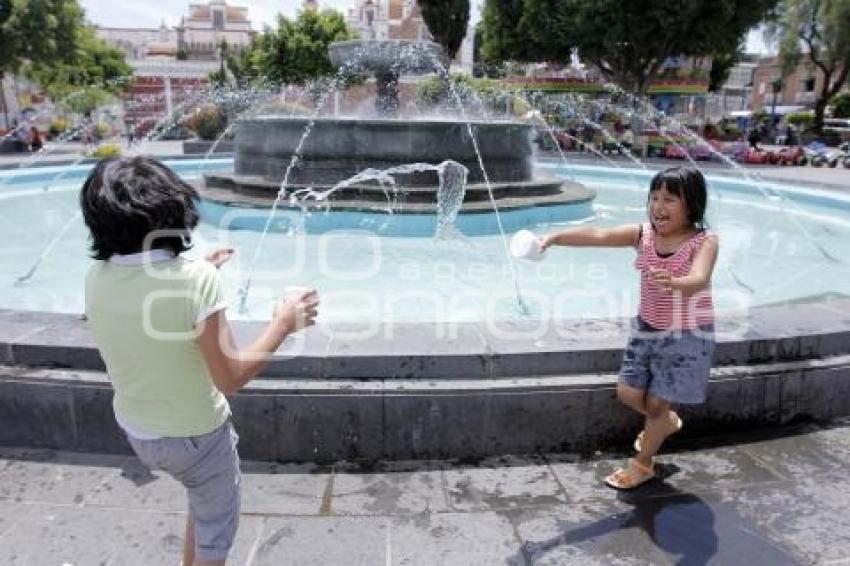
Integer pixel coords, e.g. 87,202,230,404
1,419,849,565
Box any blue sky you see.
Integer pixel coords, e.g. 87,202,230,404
79,0,772,53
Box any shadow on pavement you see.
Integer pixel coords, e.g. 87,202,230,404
511,464,800,566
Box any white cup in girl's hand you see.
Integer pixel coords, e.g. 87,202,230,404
510,230,544,261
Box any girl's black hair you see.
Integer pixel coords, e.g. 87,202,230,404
648,166,708,229
80,156,199,260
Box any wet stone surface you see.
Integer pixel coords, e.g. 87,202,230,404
0,419,849,564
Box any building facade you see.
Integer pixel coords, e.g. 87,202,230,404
346,0,474,74
751,55,825,115
95,1,254,132
704,56,757,121
180,1,253,59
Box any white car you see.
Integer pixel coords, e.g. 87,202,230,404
824,118,850,143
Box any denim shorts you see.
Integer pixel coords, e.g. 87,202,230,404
619,317,715,404
127,420,240,562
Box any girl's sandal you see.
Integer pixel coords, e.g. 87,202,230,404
634,410,683,452
604,459,656,490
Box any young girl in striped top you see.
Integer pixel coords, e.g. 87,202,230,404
539,167,719,490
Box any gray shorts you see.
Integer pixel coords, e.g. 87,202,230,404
127,420,240,562
619,317,715,404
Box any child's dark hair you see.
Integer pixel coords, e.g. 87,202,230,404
648,167,708,229
80,156,199,260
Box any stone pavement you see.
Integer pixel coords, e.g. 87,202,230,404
1,419,849,565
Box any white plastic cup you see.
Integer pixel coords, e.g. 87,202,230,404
510,230,544,261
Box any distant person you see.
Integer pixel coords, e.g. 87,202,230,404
539,167,717,490
567,125,579,150
785,124,796,146
83,123,93,149
702,123,719,141
620,125,635,155
747,127,761,150
81,156,319,565
29,126,43,152
11,120,28,147
581,124,595,152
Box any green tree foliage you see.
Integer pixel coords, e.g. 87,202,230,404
418,0,470,61
26,25,131,115
480,0,777,95
0,0,85,76
773,0,850,132
27,26,130,94
708,46,743,93
212,39,258,89
183,103,225,141
250,9,357,85
787,110,814,128
0,0,130,118
831,92,850,119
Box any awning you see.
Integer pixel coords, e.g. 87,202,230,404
760,105,807,116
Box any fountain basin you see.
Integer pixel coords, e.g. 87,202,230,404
3,159,850,462
2,303,849,462
328,39,445,76
232,116,537,186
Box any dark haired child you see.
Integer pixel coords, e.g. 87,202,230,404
539,167,718,490
81,157,319,565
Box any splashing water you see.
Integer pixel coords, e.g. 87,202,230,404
237,56,374,312
426,51,529,315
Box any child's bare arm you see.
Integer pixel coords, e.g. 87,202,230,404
196,291,319,395
540,224,640,250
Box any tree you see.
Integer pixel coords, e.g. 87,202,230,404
0,0,11,126
211,38,258,89
418,0,471,62
250,9,357,85
0,0,86,75
0,0,88,126
832,92,850,119
0,0,129,122
708,46,744,93
480,0,777,96
772,0,850,133
25,24,131,116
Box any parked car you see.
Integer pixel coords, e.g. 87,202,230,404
839,142,850,169
774,145,808,166
663,140,717,161
742,147,776,165
807,141,842,167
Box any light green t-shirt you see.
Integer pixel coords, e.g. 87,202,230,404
85,254,230,437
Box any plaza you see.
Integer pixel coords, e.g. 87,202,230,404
2,0,850,564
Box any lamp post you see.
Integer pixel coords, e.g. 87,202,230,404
771,77,783,139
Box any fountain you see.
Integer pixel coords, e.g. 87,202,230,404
196,39,595,218
2,41,850,464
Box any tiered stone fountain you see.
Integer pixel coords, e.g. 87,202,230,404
197,39,594,213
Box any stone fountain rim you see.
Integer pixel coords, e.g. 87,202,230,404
330,38,444,49
238,115,533,127
3,298,849,379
